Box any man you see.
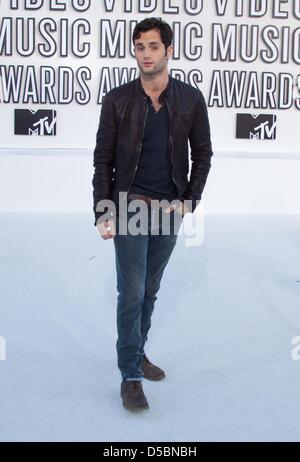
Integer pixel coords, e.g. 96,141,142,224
92,17,213,412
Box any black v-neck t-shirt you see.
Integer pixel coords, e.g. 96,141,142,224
129,97,178,201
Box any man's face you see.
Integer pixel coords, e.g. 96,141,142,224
133,29,173,77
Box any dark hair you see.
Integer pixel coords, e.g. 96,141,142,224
132,17,173,52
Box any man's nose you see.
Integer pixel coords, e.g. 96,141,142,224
143,46,151,58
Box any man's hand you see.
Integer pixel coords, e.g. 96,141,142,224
96,219,116,240
164,201,191,216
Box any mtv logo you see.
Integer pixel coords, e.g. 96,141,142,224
236,114,277,140
14,109,57,135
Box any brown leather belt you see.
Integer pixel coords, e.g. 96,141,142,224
127,193,170,208
127,193,155,206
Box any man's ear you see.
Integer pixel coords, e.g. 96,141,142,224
167,45,173,60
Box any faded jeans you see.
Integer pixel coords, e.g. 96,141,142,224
113,202,183,382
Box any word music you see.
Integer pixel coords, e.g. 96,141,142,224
0,18,91,57
212,24,300,64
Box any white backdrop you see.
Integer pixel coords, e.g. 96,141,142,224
1,0,300,151
0,0,300,214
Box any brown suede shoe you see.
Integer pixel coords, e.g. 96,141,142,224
120,380,149,411
141,354,166,381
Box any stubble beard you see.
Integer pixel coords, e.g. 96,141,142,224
138,57,168,78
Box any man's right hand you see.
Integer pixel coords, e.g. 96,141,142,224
96,219,116,240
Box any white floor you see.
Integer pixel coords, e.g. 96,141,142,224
0,213,299,442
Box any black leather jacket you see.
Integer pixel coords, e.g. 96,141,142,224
92,75,213,226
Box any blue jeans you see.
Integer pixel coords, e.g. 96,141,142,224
113,204,182,381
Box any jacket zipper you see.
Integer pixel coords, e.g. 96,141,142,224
165,98,180,193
